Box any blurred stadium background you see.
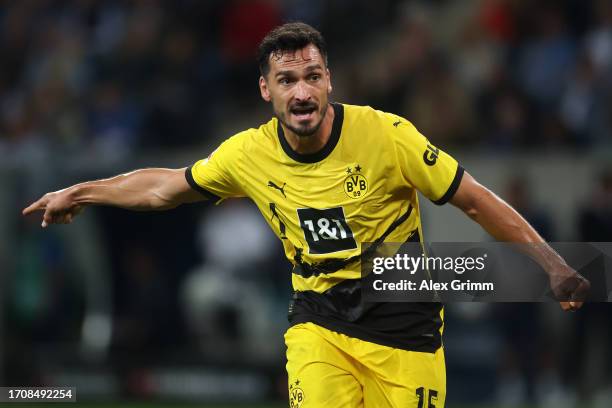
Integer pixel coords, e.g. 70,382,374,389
1,0,611,407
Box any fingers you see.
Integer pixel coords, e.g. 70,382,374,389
559,282,589,312
40,209,76,228
23,195,52,227
42,209,53,228
560,301,580,312
569,301,583,309
557,273,590,312
567,277,590,311
22,197,47,215
63,213,74,224
576,276,591,295
553,270,591,307
24,192,83,228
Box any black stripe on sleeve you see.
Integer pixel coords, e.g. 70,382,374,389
432,164,464,206
185,166,221,203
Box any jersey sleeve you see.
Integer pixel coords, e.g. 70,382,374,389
185,134,246,202
390,116,464,205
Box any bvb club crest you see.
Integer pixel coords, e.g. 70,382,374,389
289,380,305,408
344,164,368,199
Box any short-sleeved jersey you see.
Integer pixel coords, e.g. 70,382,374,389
187,103,464,352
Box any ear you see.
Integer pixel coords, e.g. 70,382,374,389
326,68,333,94
259,76,271,102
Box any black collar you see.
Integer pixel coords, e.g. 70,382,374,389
277,102,344,163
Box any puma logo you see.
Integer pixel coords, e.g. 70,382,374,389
393,120,402,127
268,181,287,198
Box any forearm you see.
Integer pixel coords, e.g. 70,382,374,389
23,167,203,227
449,173,588,309
451,173,568,272
67,168,190,210
464,186,567,271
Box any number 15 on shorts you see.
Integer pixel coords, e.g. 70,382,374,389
416,387,438,408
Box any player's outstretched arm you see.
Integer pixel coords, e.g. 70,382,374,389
22,167,203,227
449,171,590,311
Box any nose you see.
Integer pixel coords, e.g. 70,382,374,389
294,80,311,102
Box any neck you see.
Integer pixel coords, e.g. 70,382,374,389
281,104,335,154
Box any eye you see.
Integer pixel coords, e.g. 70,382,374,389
279,77,292,85
309,74,321,81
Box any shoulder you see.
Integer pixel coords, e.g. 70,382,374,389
217,117,278,156
341,103,416,132
341,103,384,123
341,103,422,144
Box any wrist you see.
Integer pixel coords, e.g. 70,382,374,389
68,183,93,205
527,243,567,274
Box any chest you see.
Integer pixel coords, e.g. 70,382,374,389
245,152,400,210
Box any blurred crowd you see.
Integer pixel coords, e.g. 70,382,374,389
1,0,611,157
0,0,398,159
341,0,612,149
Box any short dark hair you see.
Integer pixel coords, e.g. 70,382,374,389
257,22,328,77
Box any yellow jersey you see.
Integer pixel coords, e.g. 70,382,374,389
187,103,463,352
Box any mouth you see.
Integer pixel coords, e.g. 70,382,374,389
290,105,317,122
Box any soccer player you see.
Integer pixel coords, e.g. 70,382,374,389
23,22,588,407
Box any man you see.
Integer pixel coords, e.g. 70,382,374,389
23,22,588,407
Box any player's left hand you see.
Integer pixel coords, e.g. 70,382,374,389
548,264,590,311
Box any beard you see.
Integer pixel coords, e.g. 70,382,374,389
276,100,329,137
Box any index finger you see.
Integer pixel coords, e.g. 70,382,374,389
569,277,590,307
22,198,46,216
